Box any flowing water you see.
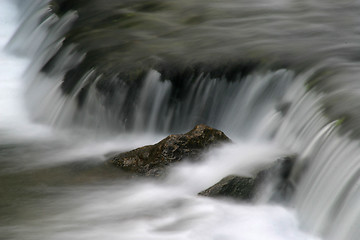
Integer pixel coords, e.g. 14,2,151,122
2,0,360,240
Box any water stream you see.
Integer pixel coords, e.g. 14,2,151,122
2,0,360,240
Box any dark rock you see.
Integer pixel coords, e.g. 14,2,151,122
254,156,296,202
109,124,230,176
198,175,255,200
276,101,291,116
255,156,295,182
198,156,296,202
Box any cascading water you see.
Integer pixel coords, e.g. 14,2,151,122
2,0,360,240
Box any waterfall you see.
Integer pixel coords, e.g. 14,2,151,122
3,0,360,240
274,75,360,239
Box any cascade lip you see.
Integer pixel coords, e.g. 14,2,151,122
41,0,360,95
42,1,360,140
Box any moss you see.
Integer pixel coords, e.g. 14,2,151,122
335,117,346,127
305,68,336,91
183,15,206,25
132,1,168,12
305,78,320,91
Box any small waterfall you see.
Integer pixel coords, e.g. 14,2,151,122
6,2,295,134
6,1,360,240
24,59,295,136
271,68,360,239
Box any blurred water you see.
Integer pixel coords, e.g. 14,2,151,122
0,1,320,240
5,0,360,240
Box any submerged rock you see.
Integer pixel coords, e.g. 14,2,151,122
199,156,295,202
108,124,230,176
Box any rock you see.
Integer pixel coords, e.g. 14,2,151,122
198,175,255,200
254,156,296,202
276,101,291,116
198,156,296,202
109,124,230,176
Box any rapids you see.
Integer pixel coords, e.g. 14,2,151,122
2,0,360,240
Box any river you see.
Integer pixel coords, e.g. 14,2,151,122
2,0,360,240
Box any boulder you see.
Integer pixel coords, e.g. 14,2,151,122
198,156,296,202
109,124,230,176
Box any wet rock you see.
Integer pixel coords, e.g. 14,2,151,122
276,101,291,116
198,175,256,200
254,156,296,202
198,156,296,202
108,124,230,176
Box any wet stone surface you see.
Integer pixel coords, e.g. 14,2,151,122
108,124,231,176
